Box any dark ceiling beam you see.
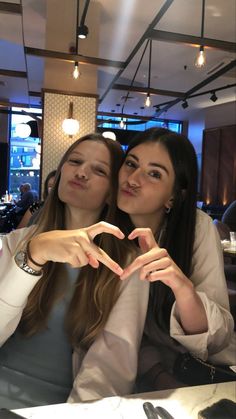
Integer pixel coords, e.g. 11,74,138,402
0,109,41,116
99,0,175,103
97,111,154,121
149,29,236,53
97,111,181,124
24,47,125,68
29,91,42,97
0,69,27,78
0,2,21,14
113,83,185,98
153,83,236,108
188,83,236,99
157,59,236,115
0,100,38,108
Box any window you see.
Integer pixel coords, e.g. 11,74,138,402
9,107,42,196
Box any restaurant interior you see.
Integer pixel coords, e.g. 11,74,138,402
0,0,235,416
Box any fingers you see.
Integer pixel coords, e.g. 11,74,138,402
128,228,159,251
86,246,123,275
120,248,167,280
73,228,123,274
147,266,175,284
139,257,171,280
87,253,99,268
86,221,125,241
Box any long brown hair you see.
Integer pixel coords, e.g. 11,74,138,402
20,133,130,349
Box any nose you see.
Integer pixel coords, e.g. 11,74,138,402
75,164,89,180
127,168,142,187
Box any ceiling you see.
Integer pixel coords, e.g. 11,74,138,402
0,0,236,123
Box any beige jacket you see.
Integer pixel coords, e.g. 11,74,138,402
0,228,149,402
139,210,236,377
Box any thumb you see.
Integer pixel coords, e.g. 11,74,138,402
138,235,150,253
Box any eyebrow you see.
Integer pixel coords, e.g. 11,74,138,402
127,153,170,175
69,151,110,167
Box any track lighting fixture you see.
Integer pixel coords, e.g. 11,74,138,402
72,61,80,79
78,24,89,39
210,92,218,102
195,0,206,68
182,100,188,109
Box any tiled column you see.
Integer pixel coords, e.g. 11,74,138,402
41,91,97,189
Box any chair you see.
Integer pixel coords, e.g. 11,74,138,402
213,219,230,240
222,200,236,232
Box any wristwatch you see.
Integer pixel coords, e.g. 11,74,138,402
14,249,43,276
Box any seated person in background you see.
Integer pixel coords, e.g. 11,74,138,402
14,183,38,215
17,170,56,229
0,184,38,232
222,200,236,232
116,128,236,391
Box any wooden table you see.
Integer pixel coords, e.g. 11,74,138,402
14,381,236,419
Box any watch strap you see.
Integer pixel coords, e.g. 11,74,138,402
26,241,45,267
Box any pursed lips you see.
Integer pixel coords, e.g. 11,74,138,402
120,186,137,196
68,179,88,189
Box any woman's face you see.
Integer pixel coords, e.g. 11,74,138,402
118,142,175,229
58,140,111,213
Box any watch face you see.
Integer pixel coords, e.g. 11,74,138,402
14,249,42,276
15,250,26,266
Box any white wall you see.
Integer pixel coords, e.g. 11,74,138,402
205,101,236,129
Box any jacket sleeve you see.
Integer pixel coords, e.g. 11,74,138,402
0,230,42,347
68,272,149,402
170,210,235,362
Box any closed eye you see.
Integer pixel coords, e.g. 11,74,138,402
68,158,83,165
93,166,109,176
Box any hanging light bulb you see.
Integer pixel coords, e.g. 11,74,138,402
145,93,151,107
195,46,206,68
102,131,116,141
119,118,125,129
195,0,206,68
73,61,80,79
15,123,31,138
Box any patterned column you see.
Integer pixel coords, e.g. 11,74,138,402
41,91,97,191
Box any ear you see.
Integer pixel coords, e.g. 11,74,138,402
165,196,174,211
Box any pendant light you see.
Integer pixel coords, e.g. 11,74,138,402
195,0,206,68
62,102,80,137
145,40,152,107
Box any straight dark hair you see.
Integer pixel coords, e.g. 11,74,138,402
121,127,198,329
